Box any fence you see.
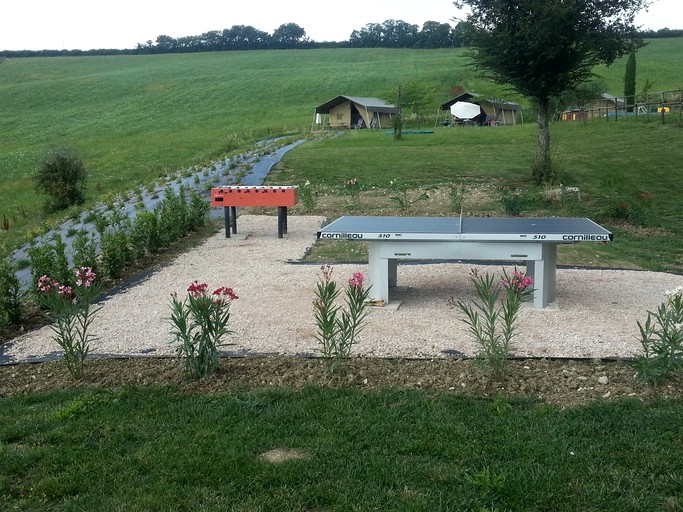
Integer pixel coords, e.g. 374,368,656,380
579,89,683,126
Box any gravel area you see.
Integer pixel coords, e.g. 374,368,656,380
3,215,682,364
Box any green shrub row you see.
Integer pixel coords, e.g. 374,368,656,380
0,187,210,327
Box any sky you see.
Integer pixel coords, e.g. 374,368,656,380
1,0,681,51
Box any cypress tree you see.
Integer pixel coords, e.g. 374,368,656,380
624,51,637,113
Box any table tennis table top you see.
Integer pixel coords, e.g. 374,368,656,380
317,216,613,242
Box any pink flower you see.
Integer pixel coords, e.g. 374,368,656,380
187,281,208,298
38,275,58,294
213,287,238,301
320,264,334,283
57,284,74,301
503,270,534,291
348,272,365,289
75,266,96,287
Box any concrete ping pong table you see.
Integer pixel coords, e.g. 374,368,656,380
316,216,613,308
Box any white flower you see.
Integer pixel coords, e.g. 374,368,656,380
665,286,683,307
665,286,683,297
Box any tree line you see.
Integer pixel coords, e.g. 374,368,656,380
1,21,680,58
7,19,480,57
134,19,472,53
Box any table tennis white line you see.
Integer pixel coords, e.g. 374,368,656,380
317,232,610,242
318,217,612,240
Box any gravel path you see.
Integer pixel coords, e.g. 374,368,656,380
4,215,682,364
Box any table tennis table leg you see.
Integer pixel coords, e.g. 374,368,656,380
526,244,557,308
388,259,397,287
368,243,390,304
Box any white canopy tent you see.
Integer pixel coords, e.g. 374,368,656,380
450,101,482,120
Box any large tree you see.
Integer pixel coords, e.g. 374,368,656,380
272,23,308,49
454,0,650,184
418,21,455,48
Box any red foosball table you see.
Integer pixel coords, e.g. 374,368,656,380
210,186,299,238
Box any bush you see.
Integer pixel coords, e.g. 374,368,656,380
169,281,239,379
633,287,683,385
36,267,101,380
595,177,656,227
188,189,211,231
71,231,99,274
27,233,72,290
35,148,88,212
313,266,370,372
451,267,533,380
298,181,317,210
0,257,23,326
99,230,133,279
500,190,528,216
156,188,188,247
131,211,162,256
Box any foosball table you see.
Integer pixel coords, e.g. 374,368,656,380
210,186,299,238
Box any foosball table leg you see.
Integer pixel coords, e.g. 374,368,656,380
277,206,288,238
223,206,239,238
230,206,237,234
223,206,231,238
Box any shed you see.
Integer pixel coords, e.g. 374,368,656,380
314,95,397,129
584,93,626,118
439,92,523,126
560,108,589,122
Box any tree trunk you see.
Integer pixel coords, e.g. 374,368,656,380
393,85,403,141
533,98,552,184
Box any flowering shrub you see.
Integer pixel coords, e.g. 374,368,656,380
313,265,370,371
37,266,101,380
388,179,429,211
344,178,359,189
633,286,683,385
597,177,656,227
343,178,361,209
502,269,534,292
169,281,238,379
451,267,534,379
27,233,72,290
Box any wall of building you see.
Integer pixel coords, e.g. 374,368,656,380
328,102,351,128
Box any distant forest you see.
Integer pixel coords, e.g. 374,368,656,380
2,20,682,58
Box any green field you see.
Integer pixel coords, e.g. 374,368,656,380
1,41,682,261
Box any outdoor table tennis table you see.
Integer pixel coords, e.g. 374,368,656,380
316,216,613,308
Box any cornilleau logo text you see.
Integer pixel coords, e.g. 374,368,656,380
320,233,364,239
562,234,610,241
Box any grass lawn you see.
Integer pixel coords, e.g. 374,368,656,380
272,121,683,273
1,387,682,511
